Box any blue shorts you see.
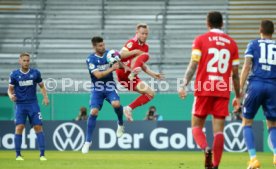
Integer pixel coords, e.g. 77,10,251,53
15,103,43,126
89,89,120,110
243,81,276,121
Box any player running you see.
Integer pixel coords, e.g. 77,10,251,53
240,20,276,169
81,36,124,154
116,23,164,121
178,11,240,169
7,52,49,161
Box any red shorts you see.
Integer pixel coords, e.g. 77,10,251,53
192,96,229,118
116,69,141,91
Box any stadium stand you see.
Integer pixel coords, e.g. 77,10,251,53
0,0,275,92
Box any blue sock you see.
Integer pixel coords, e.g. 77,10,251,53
243,126,256,158
14,134,22,157
269,127,276,155
36,132,45,157
114,106,123,126
86,115,97,142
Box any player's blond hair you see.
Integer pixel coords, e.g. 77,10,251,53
19,52,30,58
136,23,149,30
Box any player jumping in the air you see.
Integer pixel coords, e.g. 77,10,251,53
116,23,164,121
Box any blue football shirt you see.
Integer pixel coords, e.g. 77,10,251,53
9,68,42,104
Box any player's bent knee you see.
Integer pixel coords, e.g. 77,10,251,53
33,125,43,133
15,124,25,134
90,109,99,116
111,101,121,108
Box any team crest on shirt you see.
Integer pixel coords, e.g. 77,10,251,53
30,74,33,78
126,42,133,49
89,63,95,69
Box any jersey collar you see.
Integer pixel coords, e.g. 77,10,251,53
20,68,30,74
210,29,224,34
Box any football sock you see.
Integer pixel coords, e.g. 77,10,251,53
213,132,224,167
15,134,22,157
36,132,45,157
86,115,97,142
132,53,149,73
129,94,153,110
192,127,208,150
243,126,256,159
114,105,123,125
269,127,276,155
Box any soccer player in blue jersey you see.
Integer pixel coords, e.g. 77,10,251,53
81,36,124,154
7,52,49,161
240,20,276,169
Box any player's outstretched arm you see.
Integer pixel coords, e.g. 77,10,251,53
178,60,198,99
7,85,16,102
240,57,252,95
120,48,145,59
39,83,49,106
93,62,119,79
141,64,164,80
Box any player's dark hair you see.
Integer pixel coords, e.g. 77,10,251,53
207,11,223,29
260,20,274,35
136,23,148,30
19,52,30,58
91,36,104,46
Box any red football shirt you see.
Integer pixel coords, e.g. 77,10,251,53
121,35,149,63
191,29,239,98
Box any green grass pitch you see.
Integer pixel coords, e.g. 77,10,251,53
0,151,274,169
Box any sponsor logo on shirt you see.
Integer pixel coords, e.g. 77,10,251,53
19,80,33,87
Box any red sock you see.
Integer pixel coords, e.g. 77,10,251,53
132,53,149,72
129,94,153,110
213,132,224,167
192,127,208,150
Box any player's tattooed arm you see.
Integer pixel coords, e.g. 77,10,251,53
183,60,198,87
240,57,252,94
232,65,240,98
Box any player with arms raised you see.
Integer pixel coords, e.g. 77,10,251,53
178,11,240,169
240,20,276,169
117,23,164,121
81,36,124,154
7,52,49,161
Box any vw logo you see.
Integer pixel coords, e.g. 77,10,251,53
224,122,247,152
53,122,85,151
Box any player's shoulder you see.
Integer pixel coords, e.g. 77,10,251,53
10,69,20,77
86,53,96,62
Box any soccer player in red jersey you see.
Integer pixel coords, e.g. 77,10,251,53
116,23,164,121
178,11,241,169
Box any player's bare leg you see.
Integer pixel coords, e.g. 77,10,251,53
191,116,212,169
111,101,124,138
124,81,155,122
212,117,225,168
266,120,276,166
15,124,25,161
82,108,99,154
128,53,149,80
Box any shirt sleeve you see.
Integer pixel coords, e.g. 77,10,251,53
244,40,254,58
86,58,98,73
35,70,43,84
122,40,134,51
9,72,16,86
232,41,240,66
191,36,202,62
